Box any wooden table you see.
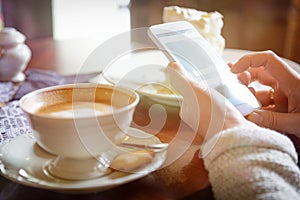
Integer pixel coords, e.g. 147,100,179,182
0,38,214,200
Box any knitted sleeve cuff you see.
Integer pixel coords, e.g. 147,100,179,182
201,126,298,168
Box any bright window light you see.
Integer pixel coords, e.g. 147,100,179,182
52,0,130,42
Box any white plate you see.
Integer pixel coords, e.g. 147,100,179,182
93,48,300,106
0,128,167,193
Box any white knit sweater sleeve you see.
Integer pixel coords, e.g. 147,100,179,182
201,126,300,200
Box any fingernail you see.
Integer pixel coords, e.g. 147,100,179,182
230,65,237,73
247,111,262,125
168,62,178,69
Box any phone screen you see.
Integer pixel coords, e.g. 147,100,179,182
166,39,221,87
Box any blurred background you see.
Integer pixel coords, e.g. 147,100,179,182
1,0,299,63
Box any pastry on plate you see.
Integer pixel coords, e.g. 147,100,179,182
163,6,225,55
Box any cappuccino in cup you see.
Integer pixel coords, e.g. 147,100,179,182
36,102,114,117
19,83,139,180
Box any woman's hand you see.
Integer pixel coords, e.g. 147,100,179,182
230,50,300,137
167,62,251,141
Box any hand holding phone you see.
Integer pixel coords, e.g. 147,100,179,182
148,21,260,115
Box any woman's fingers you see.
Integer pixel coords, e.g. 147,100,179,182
167,62,209,96
246,87,288,112
167,62,249,139
230,51,282,73
167,62,225,137
231,51,300,93
254,89,274,107
233,60,277,88
236,71,251,86
247,110,300,137
167,62,203,133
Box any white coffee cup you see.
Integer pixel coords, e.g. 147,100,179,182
19,83,139,180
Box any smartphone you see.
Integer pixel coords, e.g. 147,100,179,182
148,21,260,115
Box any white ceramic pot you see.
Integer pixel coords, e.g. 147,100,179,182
0,27,31,82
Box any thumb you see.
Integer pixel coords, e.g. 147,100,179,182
247,110,300,137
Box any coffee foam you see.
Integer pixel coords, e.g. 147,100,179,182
36,102,113,117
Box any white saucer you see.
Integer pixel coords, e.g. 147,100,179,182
0,128,167,193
